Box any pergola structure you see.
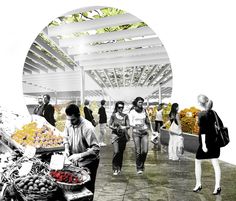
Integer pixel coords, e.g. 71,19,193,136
23,6,172,104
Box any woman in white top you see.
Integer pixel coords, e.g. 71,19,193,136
163,103,184,161
129,97,150,174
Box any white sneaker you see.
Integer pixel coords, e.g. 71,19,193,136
137,170,143,174
113,170,118,176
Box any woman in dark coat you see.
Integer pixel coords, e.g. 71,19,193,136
193,94,222,195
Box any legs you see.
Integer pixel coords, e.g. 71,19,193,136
84,159,99,200
193,158,221,194
194,159,202,189
112,140,126,173
211,158,221,192
99,123,106,145
133,134,148,172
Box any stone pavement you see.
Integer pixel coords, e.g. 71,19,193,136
93,129,236,201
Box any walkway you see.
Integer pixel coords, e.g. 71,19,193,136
93,129,236,201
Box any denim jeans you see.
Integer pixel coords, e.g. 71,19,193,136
133,132,149,171
112,138,127,171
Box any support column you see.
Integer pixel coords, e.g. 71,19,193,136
147,97,150,107
158,84,162,104
80,66,85,105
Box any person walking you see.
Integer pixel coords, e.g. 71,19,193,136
84,99,96,127
109,101,130,175
193,94,222,195
98,100,107,146
129,97,150,174
42,94,56,126
165,103,184,161
155,104,164,133
64,104,100,200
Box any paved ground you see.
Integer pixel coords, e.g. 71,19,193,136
93,128,236,201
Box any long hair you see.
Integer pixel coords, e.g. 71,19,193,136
113,101,125,113
169,103,179,124
130,97,144,111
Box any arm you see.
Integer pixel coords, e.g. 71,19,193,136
108,114,116,130
63,127,70,157
176,114,182,130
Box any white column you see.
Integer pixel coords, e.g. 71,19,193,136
158,84,162,104
55,91,58,105
80,66,85,105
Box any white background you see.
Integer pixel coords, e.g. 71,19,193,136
0,0,236,164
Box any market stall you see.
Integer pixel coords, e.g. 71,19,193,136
0,110,93,201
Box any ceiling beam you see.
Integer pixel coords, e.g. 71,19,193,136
103,69,113,87
74,46,166,62
30,44,65,71
23,68,32,74
93,70,108,88
148,64,170,86
84,58,170,70
68,37,163,55
113,68,119,87
160,76,173,86
130,66,136,86
154,70,172,87
59,26,156,47
47,13,141,37
25,58,48,73
35,35,74,70
136,66,146,86
24,63,40,73
86,71,103,88
141,65,157,86
27,51,57,72
80,54,168,67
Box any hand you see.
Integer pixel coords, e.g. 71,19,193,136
202,145,208,153
68,153,83,162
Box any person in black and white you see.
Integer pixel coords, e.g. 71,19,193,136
193,94,222,195
42,94,56,126
84,99,96,127
98,99,107,146
33,97,44,116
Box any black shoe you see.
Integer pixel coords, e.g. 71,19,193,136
193,185,202,192
213,187,221,195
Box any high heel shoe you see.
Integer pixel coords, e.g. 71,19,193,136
213,187,221,195
193,185,202,192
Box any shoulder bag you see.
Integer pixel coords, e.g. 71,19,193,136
213,111,229,147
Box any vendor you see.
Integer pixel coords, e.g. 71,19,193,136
63,104,100,200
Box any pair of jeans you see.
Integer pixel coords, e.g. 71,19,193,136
133,132,149,171
112,138,127,171
99,123,106,143
155,120,163,133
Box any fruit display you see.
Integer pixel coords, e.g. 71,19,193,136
50,170,82,184
179,107,201,135
11,122,63,148
14,175,57,193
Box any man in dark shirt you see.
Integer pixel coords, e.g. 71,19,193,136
98,100,107,146
33,97,44,116
42,94,56,126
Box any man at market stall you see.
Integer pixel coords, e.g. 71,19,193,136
64,104,100,200
42,94,56,126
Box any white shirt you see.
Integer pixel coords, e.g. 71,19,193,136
155,109,163,121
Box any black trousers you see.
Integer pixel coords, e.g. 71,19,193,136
112,139,127,171
83,158,100,200
155,120,163,132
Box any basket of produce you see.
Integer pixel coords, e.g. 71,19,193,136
49,166,90,191
13,175,57,201
3,156,49,182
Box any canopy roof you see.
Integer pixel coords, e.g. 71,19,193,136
23,6,172,103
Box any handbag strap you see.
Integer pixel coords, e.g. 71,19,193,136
212,110,220,129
